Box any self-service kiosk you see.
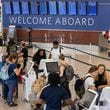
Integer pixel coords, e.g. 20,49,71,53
39,59,59,77
22,60,36,101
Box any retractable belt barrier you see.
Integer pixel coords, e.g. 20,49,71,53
27,44,110,72
60,45,110,61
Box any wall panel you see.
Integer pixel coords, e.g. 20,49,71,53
3,29,100,44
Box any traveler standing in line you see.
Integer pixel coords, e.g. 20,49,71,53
20,41,28,69
6,54,21,107
33,49,46,78
94,64,110,105
59,54,71,98
95,64,110,89
36,73,74,110
84,65,98,91
49,41,63,62
0,55,9,99
6,39,17,55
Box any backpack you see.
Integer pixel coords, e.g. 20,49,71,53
51,47,62,54
0,63,10,80
64,65,74,82
49,47,62,59
74,76,92,99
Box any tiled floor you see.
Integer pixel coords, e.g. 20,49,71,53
0,43,110,110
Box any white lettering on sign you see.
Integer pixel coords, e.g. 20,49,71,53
9,17,17,24
75,18,81,25
55,17,94,26
27,17,31,24
88,18,94,26
55,18,61,25
33,17,38,24
48,17,52,25
9,16,95,27
68,18,74,25
82,18,87,26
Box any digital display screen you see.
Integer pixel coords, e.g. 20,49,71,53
46,62,59,73
25,61,34,75
4,1,12,14
88,1,97,15
8,25,15,39
49,1,57,15
12,1,20,14
78,1,86,15
68,1,76,15
58,1,66,15
21,1,29,14
39,1,47,15
30,1,38,14
80,90,96,108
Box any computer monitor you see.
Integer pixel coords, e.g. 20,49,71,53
12,1,20,14
87,1,97,16
48,1,57,15
25,60,34,75
78,1,86,15
30,1,39,15
78,89,98,110
21,1,29,14
46,62,59,73
58,1,66,15
39,1,47,15
4,1,12,14
68,1,76,15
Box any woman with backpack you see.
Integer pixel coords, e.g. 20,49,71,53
75,65,98,99
59,54,71,98
0,55,9,100
6,54,21,107
84,65,98,91
1,55,9,100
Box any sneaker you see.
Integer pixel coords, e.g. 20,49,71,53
4,100,8,103
9,102,18,107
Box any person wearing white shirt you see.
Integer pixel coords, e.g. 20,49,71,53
49,41,63,62
84,65,98,91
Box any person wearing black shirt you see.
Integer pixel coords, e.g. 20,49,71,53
20,41,28,69
7,39,17,55
36,73,74,110
33,49,46,78
95,64,110,89
0,37,3,46
94,64,110,105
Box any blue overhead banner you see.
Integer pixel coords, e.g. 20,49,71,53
2,0,110,31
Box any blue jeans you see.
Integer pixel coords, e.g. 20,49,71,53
2,80,9,99
0,78,3,93
7,80,17,103
0,78,5,97
15,78,18,98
